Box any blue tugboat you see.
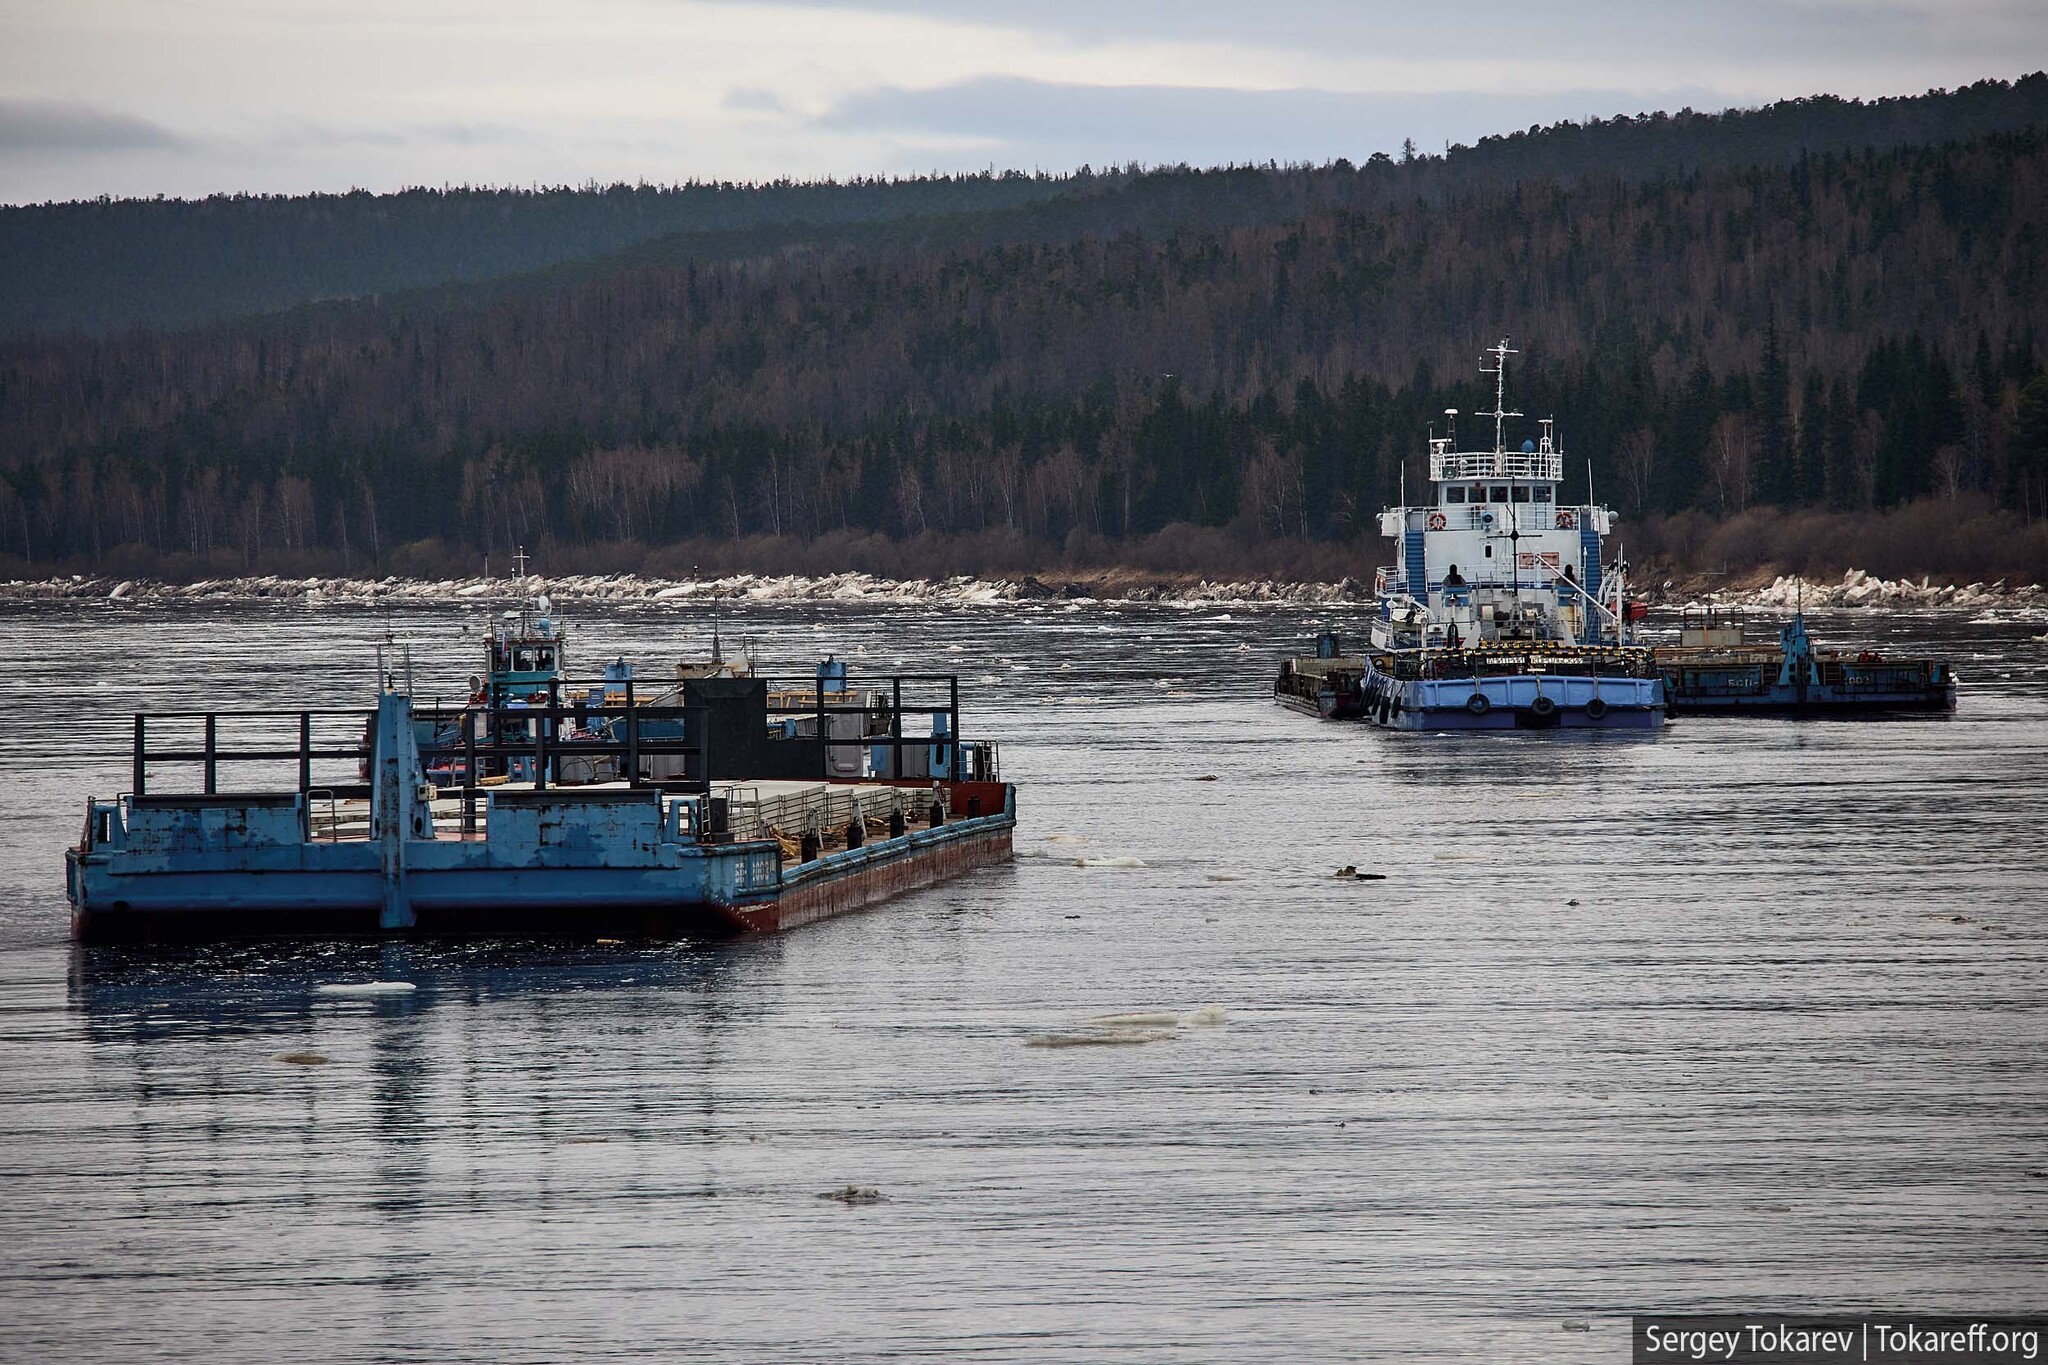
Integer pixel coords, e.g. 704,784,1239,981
65,644,1012,943
1276,340,1664,730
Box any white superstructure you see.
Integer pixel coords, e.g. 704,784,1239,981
1368,340,1632,653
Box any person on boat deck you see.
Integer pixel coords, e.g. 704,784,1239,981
1443,564,1466,587
1562,564,1577,583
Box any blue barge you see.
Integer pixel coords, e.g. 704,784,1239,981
1654,611,1958,715
66,660,1013,943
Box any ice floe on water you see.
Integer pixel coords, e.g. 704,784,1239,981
0,570,1360,607
1024,1030,1176,1048
1026,1004,1226,1048
11,566,2043,612
1684,569,2046,611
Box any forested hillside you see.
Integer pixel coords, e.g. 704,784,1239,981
6,75,2044,339
2,80,2047,582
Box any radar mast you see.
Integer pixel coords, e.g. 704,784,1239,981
1478,339,1522,454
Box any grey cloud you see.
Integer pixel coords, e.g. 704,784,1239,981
821,76,1735,168
723,88,789,114
419,123,532,148
751,0,2023,65
265,122,531,150
0,100,183,152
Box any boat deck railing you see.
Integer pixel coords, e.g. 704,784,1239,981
107,671,990,808
1429,448,1564,481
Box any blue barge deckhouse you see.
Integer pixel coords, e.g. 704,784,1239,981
1276,340,1665,730
66,651,1014,943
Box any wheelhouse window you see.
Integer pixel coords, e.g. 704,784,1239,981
1533,486,1553,503
1489,486,1509,503
1445,486,1467,504
1510,486,1531,503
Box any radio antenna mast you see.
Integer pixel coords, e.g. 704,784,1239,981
1479,339,1522,455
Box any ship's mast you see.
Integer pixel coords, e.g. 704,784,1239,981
1478,339,1522,454
1480,339,1525,611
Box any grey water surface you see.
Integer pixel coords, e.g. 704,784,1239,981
1,597,2044,1363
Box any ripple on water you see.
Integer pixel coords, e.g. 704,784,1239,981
0,601,2043,1363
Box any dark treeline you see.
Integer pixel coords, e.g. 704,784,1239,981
5,74,2044,338
0,173,1084,338
3,118,2048,582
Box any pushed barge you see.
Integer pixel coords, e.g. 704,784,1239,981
1655,609,1957,715
65,658,1013,943
1276,340,1663,731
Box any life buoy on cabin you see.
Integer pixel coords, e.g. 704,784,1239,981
1427,511,1448,531
1556,510,1577,530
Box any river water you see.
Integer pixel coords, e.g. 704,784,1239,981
0,597,2043,1363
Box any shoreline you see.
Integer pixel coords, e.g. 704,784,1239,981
2,568,2044,612
0,570,1356,607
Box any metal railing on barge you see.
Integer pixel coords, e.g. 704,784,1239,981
110,670,991,820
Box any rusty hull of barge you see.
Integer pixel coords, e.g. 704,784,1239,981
721,817,1013,935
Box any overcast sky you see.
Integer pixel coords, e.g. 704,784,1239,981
1,0,2042,204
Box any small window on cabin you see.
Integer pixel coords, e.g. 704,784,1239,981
1445,487,1466,504
536,649,554,669
1484,544,1494,558
1489,486,1509,503
1510,486,1531,503
1533,486,1553,503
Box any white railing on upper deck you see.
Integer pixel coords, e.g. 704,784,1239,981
1430,448,1564,482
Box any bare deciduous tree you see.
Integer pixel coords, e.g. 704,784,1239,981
1618,426,1657,516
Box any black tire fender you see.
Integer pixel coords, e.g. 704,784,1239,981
1585,697,1609,720
1465,692,1490,715
1530,695,1557,717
